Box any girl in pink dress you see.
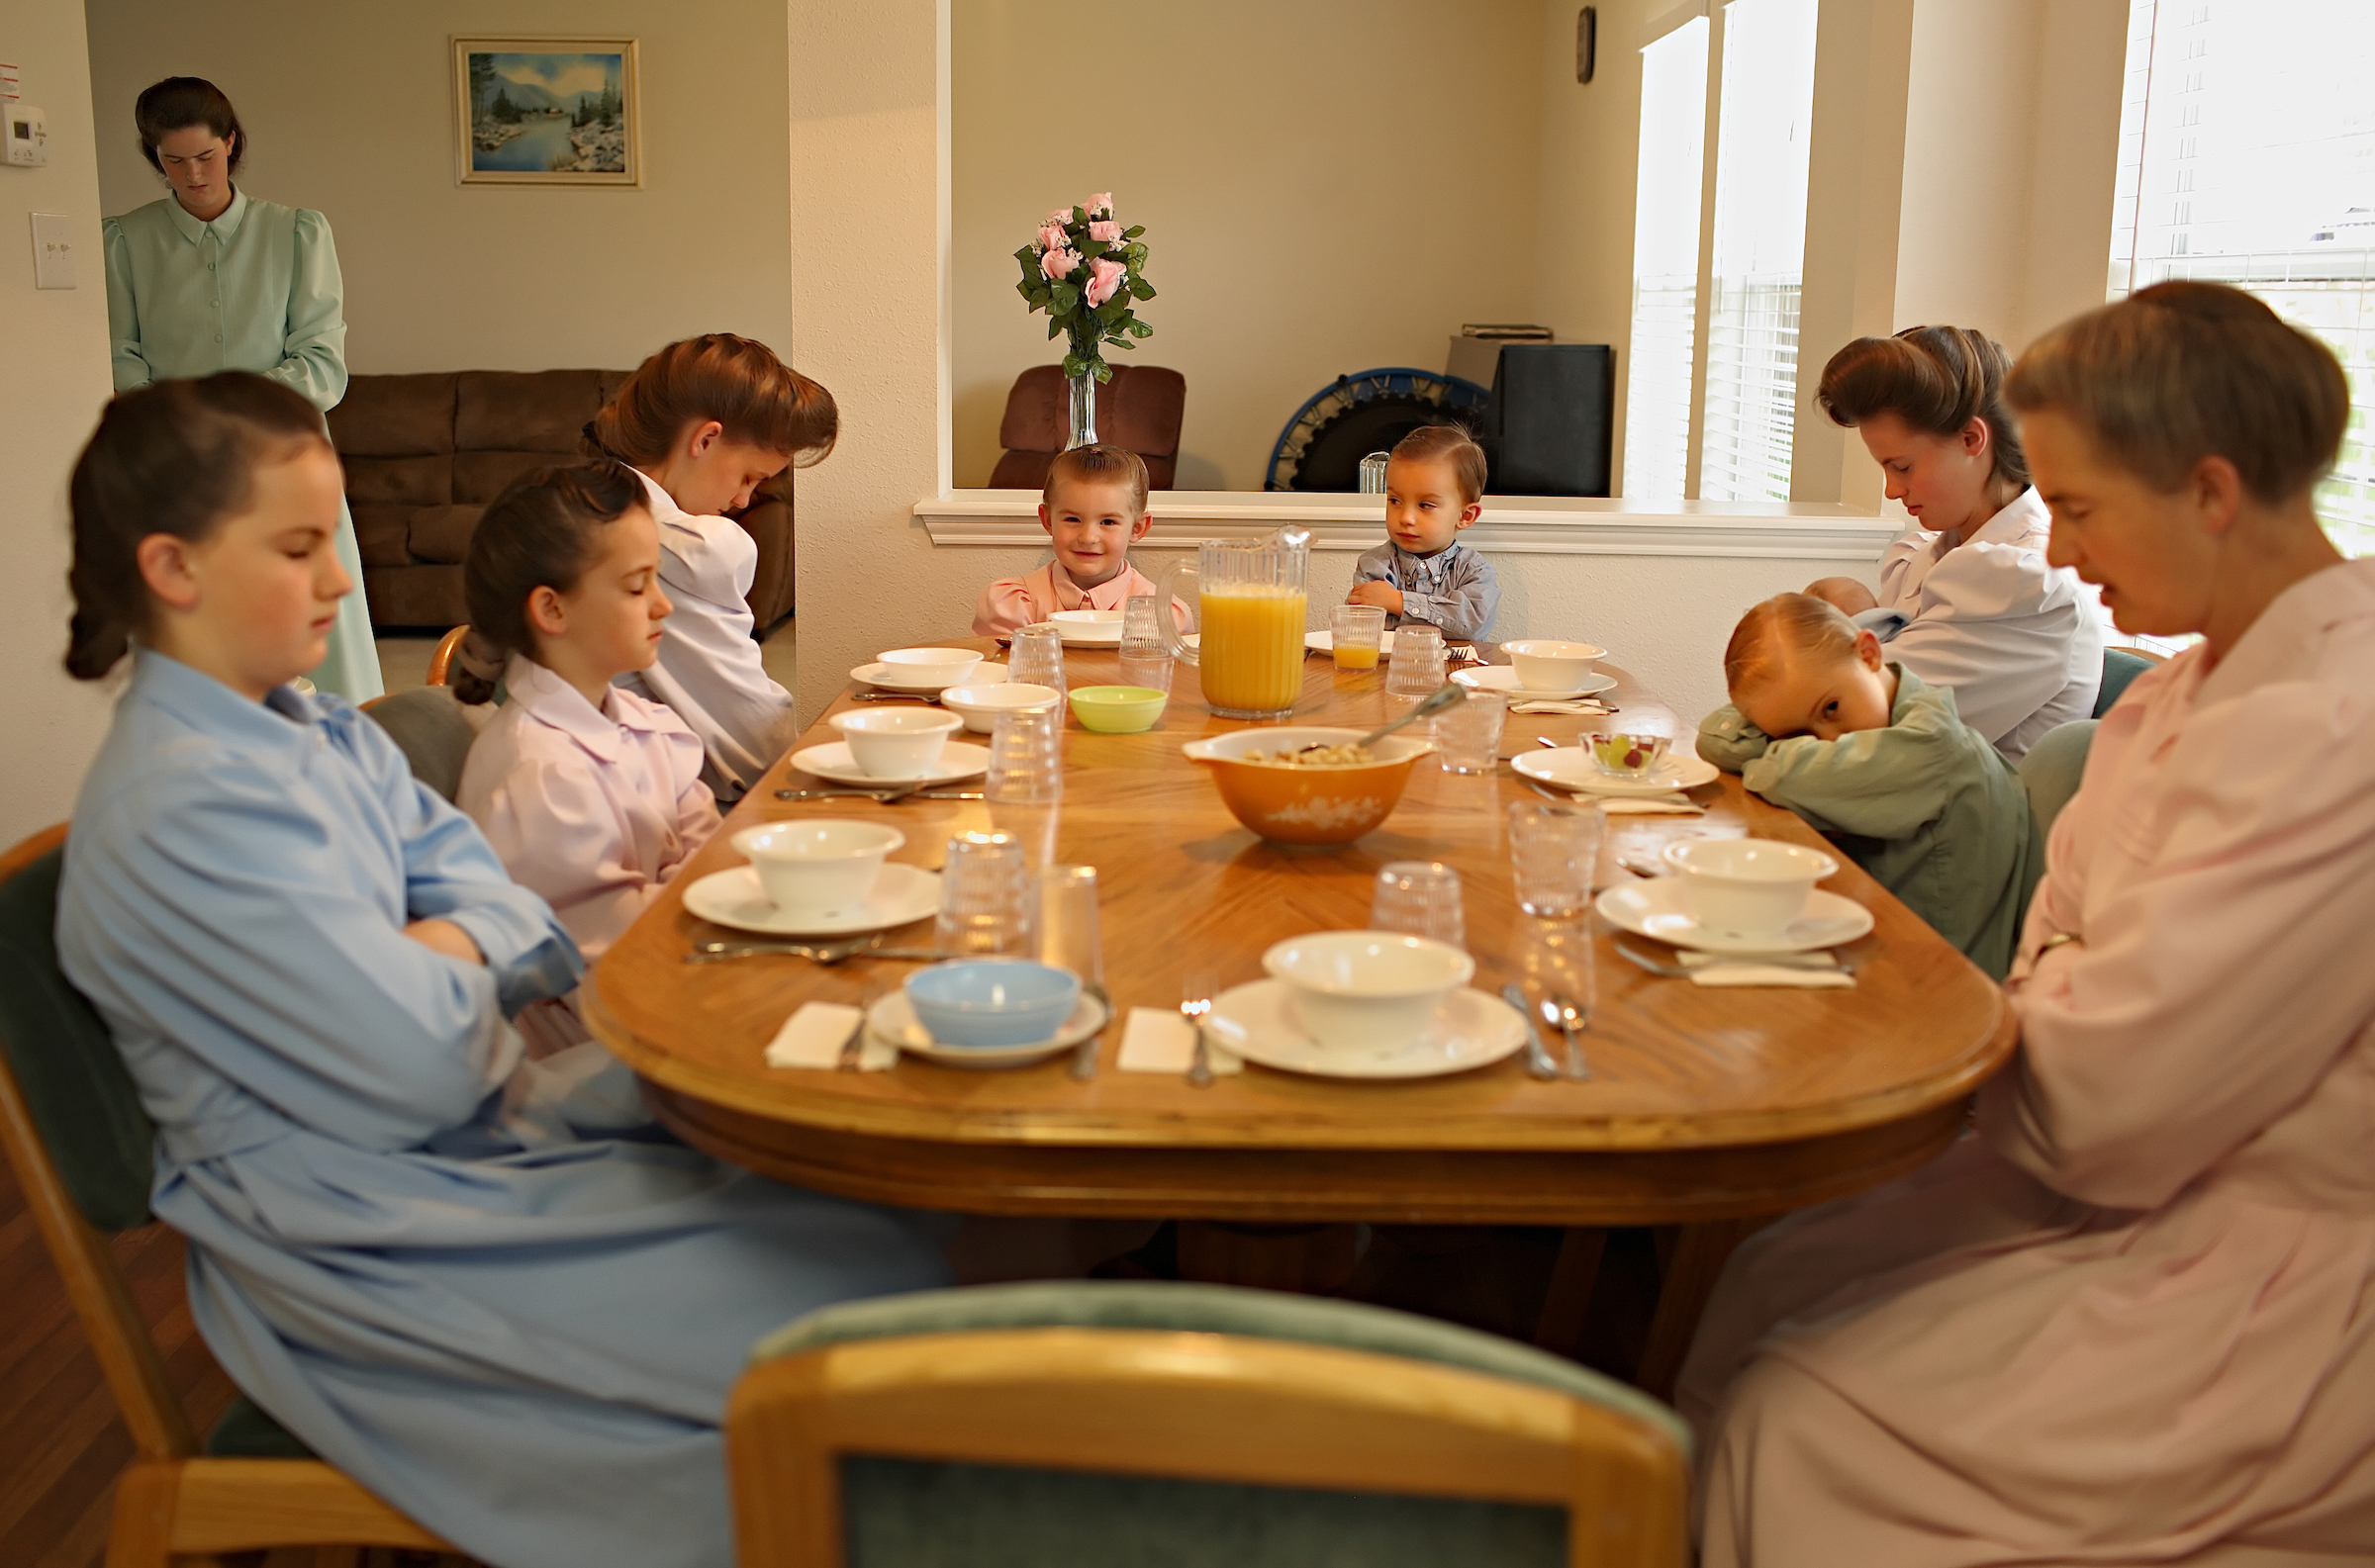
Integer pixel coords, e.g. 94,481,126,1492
1679,283,2375,1565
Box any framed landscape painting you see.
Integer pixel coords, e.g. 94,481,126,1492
453,38,639,186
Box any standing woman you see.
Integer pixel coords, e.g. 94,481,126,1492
1813,326,2101,759
1680,285,2375,1564
102,76,380,701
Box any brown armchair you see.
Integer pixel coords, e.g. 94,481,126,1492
988,363,1186,491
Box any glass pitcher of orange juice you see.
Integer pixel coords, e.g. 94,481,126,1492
1157,531,1309,719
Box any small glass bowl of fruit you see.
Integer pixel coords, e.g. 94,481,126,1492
1588,731,1671,780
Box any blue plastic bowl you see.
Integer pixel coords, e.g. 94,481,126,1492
903,960,1082,1048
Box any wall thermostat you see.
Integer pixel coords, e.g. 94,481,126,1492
6,106,48,167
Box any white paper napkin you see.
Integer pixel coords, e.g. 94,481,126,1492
1585,795,1705,815
1510,700,1614,716
1116,1007,1242,1074
1686,961,1853,988
764,1002,866,1068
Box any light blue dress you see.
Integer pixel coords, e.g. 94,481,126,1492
102,188,382,703
54,651,952,1568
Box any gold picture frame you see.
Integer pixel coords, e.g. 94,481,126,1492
453,38,639,186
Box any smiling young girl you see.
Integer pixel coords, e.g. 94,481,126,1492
585,333,836,800
54,373,949,1568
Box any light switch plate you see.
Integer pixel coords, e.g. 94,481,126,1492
5,105,46,167
31,212,73,288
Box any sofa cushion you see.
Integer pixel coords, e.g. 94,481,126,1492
350,506,417,569
457,370,608,455
362,564,469,630
599,368,634,409
454,450,566,507
342,454,451,508
328,373,457,458
408,506,488,567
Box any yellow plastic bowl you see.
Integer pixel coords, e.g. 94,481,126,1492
1182,727,1433,847
1068,685,1170,734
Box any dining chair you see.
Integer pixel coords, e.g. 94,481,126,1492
2094,646,2161,717
0,823,453,1567
360,685,483,803
726,1280,1691,1568
987,363,1188,490
2019,719,2098,846
426,622,470,688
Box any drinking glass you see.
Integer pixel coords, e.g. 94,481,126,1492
1384,624,1448,699
1009,624,1067,692
1118,597,1176,694
986,706,1064,803
1434,690,1505,774
1506,800,1604,917
1330,604,1387,673
936,831,1037,956
1036,864,1104,987
1371,860,1467,949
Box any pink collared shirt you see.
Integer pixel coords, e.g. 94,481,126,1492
457,657,719,963
972,560,1178,635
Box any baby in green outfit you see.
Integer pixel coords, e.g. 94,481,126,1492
1697,593,2038,978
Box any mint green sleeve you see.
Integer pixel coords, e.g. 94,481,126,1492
269,209,348,413
1696,703,1772,773
103,219,153,393
1739,704,1957,841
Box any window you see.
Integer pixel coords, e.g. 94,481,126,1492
1621,0,1822,503
2108,0,2375,554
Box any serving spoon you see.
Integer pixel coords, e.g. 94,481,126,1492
1301,682,1466,755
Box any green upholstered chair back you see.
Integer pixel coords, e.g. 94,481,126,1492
0,845,155,1232
361,686,481,803
2019,719,2098,851
2095,647,2155,717
750,1281,1692,1568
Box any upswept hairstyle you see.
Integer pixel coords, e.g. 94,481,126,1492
1816,326,2029,490
1389,424,1488,508
453,460,650,705
1043,442,1150,517
1723,593,1861,700
135,77,245,174
584,334,838,471
64,374,329,681
2005,281,2348,505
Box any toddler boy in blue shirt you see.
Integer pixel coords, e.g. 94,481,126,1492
1348,424,1500,641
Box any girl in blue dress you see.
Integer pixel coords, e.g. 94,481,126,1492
52,373,952,1568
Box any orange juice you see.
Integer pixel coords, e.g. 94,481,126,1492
1332,644,1379,672
1198,586,1306,715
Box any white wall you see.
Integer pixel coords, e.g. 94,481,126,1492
84,0,793,373
950,0,1547,492
1,0,120,842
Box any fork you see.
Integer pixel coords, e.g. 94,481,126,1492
1612,936,1860,977
774,781,927,804
685,939,946,966
1181,986,1215,1088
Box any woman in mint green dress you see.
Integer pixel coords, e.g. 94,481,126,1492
102,77,380,701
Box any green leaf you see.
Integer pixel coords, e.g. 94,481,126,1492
1130,279,1156,301
1127,320,1153,338
1050,282,1080,313
1093,361,1113,384
1029,286,1052,309
1073,206,1088,223
1015,279,1036,302
1126,242,1149,262
1012,243,1037,264
1061,353,1085,378
1122,225,1145,239
1048,319,1063,340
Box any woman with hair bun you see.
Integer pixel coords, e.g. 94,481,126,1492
102,75,380,702
1811,325,2102,759
1681,284,2375,1566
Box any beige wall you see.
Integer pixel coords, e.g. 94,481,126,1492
84,0,793,374
951,0,1547,492
1,0,120,842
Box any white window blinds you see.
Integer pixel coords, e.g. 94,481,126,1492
1622,17,1711,503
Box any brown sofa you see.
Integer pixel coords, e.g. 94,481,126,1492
330,369,796,631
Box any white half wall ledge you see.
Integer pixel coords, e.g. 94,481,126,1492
914,490,1904,561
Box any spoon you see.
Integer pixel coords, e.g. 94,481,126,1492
1306,682,1466,755
1500,982,1561,1080
1539,992,1591,1081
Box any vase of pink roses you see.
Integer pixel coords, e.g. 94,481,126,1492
1014,191,1155,449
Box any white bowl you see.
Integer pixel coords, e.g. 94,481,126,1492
732,819,904,916
828,707,966,778
1662,838,1839,943
1503,639,1608,692
1261,931,1475,1055
940,682,1063,734
875,646,984,689
1048,609,1125,643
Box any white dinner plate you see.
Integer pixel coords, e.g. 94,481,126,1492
1595,877,1874,956
1046,610,1125,645
1513,749,1720,798
1204,978,1527,1079
1304,629,1398,658
1452,665,1618,700
787,741,991,787
864,986,1109,1068
851,660,1003,692
681,863,941,937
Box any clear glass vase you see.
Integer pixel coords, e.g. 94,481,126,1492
1067,368,1096,449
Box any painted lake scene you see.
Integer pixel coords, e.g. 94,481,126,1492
457,43,637,183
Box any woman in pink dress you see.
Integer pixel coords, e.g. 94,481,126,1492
1678,282,2375,1566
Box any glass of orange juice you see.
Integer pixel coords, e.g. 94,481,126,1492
1157,535,1309,719
1331,605,1387,672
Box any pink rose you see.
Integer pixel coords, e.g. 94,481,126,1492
1041,246,1083,281
1037,223,1068,253
1088,219,1122,245
1045,207,1076,228
1085,256,1128,308
1087,192,1113,216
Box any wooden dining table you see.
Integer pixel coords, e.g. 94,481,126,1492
586,635,2014,1394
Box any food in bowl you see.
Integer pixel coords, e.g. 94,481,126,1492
1662,838,1839,942
1182,727,1431,847
1589,731,1671,779
732,819,903,915
1262,931,1474,1054
1503,639,1607,692
941,682,1062,734
904,960,1082,1048
828,707,965,778
1235,743,1378,768
1067,685,1170,733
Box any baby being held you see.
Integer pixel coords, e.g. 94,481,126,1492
975,443,1179,633
1347,425,1500,641
1697,593,2037,977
